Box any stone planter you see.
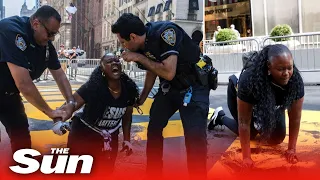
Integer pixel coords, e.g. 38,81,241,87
206,44,245,54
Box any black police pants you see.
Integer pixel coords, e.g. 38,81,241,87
146,85,209,179
67,117,119,175
0,94,31,153
224,78,286,144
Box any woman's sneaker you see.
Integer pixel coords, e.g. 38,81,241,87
208,106,225,130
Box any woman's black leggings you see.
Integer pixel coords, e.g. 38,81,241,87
223,77,286,145
67,116,119,175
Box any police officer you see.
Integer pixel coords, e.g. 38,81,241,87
0,6,75,155
112,13,209,179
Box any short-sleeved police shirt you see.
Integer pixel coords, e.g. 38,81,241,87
237,67,305,108
138,21,200,68
76,67,135,131
0,16,60,93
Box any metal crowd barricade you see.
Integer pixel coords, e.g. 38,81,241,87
204,37,261,73
58,58,159,86
120,60,160,87
262,32,320,73
58,59,101,79
203,32,320,84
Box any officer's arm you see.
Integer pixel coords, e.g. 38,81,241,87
50,68,74,102
140,70,157,103
7,62,53,116
137,54,177,81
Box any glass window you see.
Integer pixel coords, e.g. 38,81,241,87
301,0,320,32
266,0,299,34
251,0,265,36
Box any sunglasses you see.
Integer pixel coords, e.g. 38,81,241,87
39,20,59,38
102,58,120,64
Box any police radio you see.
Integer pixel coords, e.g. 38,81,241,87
194,55,218,90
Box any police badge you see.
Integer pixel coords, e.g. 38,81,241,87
15,34,27,51
161,28,176,46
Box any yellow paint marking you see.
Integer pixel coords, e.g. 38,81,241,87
25,102,65,120
208,109,320,179
26,96,216,153
36,85,82,89
133,109,215,140
30,130,69,154
22,95,69,102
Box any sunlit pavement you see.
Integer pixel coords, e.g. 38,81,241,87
0,82,319,179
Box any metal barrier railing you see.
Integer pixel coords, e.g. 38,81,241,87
57,58,159,86
57,33,320,85
204,32,320,73
204,38,261,73
262,32,320,72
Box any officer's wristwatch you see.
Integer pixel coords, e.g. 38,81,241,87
67,100,77,109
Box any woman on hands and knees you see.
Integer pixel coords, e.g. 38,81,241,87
62,53,140,175
208,44,304,167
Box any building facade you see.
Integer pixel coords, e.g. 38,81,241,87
71,0,203,57
20,0,37,17
102,0,120,55
46,0,72,50
35,0,41,9
71,0,103,58
39,0,48,6
147,0,203,40
0,0,4,19
205,0,320,39
133,0,148,24
1,6,4,19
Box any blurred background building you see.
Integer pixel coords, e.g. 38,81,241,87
205,0,320,39
0,0,5,20
46,0,72,50
20,0,37,17
42,0,204,58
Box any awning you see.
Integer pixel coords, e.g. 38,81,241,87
189,0,199,10
147,6,155,17
163,0,172,12
155,3,163,14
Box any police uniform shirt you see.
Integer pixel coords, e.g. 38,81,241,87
237,67,305,108
76,67,135,131
140,21,200,70
0,16,61,93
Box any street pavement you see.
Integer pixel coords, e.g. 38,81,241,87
0,78,319,179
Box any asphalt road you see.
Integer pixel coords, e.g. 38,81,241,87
0,85,319,179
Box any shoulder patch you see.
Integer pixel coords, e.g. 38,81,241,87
15,34,27,51
161,28,176,46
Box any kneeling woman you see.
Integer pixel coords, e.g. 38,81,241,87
208,44,304,167
66,53,139,175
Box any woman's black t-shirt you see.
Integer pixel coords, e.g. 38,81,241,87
76,67,135,131
237,68,305,109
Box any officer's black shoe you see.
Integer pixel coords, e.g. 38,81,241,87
208,106,225,130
